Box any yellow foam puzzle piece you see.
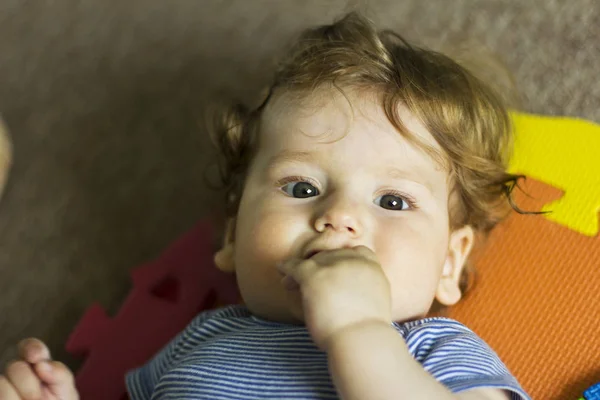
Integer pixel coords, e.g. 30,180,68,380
509,112,600,236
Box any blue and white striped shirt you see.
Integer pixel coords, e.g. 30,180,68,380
126,305,529,399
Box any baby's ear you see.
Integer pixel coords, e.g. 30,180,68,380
435,225,475,306
214,218,236,273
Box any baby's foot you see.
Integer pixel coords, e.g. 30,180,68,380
0,338,79,400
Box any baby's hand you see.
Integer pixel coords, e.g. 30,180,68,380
0,338,79,400
278,246,392,349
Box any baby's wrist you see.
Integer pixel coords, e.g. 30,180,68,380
321,318,392,351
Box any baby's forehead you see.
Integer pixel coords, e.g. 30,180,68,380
259,87,448,172
261,88,344,131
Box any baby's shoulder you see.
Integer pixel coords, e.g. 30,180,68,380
199,304,253,321
395,316,473,336
394,317,482,354
183,304,254,333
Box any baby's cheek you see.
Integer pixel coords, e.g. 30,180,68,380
236,208,306,268
233,206,309,322
376,224,447,320
384,253,442,320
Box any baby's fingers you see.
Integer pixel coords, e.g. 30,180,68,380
35,361,78,400
0,375,21,400
277,259,316,287
4,360,43,400
18,338,51,364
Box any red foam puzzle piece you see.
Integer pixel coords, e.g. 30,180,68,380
66,220,240,400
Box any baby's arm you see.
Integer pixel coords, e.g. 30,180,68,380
0,338,79,400
326,322,510,400
278,247,518,400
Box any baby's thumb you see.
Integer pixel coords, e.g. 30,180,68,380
35,361,79,400
17,338,51,364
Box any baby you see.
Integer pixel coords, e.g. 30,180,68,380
0,12,531,400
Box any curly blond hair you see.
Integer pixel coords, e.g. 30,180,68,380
208,12,522,295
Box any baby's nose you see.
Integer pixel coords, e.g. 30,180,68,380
314,198,363,236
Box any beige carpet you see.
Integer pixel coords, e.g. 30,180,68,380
1,0,598,381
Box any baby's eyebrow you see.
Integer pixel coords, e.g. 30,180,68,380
385,167,434,193
267,151,315,168
386,167,421,181
266,152,435,193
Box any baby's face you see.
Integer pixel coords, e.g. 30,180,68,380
226,88,468,324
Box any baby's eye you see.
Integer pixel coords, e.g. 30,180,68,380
281,181,320,198
375,194,411,211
